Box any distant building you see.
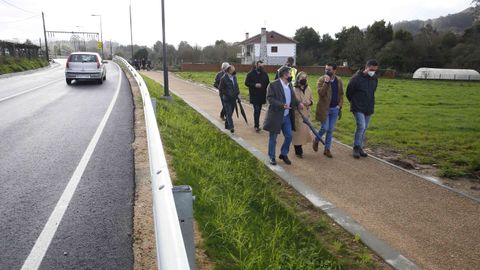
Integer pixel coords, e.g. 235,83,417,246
237,28,297,65
412,68,480,81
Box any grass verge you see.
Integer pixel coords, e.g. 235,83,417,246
0,56,49,75
176,71,480,179
143,75,390,270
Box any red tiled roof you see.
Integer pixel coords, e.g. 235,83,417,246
240,31,297,45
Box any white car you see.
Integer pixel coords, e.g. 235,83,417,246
65,52,107,85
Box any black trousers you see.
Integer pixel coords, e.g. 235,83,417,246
223,99,235,130
219,95,225,119
294,145,303,155
253,103,263,128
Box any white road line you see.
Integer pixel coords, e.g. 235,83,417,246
0,79,63,103
21,63,123,270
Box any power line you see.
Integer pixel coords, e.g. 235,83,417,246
0,0,37,14
0,14,40,24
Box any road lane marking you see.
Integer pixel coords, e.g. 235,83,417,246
0,79,63,103
21,63,123,270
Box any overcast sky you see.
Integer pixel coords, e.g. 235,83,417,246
0,0,474,48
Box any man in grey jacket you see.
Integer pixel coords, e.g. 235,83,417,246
263,66,301,165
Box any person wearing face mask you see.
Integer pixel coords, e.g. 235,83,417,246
245,60,270,132
219,65,240,133
214,62,230,121
292,72,314,158
313,63,344,158
263,66,301,165
275,57,297,83
346,59,379,159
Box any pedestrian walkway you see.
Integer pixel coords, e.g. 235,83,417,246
143,71,480,270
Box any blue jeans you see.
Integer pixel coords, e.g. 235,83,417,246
318,107,339,150
268,115,292,160
353,112,372,148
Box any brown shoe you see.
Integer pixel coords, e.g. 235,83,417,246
324,149,333,158
312,139,319,152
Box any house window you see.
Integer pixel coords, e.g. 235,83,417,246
271,46,278,53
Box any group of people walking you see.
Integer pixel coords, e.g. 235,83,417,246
213,57,379,165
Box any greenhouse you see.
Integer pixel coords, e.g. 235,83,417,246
412,68,480,81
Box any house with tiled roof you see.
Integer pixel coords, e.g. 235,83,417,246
238,27,297,65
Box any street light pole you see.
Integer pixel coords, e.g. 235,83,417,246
91,14,104,59
42,12,49,62
161,0,170,98
129,0,134,62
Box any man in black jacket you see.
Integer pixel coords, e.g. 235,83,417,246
214,62,229,120
245,61,270,132
346,59,379,159
218,65,240,133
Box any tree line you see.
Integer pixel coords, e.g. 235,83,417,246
294,19,479,73
115,1,479,73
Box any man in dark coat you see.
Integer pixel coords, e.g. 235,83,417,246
263,66,301,165
218,65,240,133
245,60,270,132
214,62,229,120
346,59,379,159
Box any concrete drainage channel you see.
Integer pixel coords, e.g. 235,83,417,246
158,75,421,270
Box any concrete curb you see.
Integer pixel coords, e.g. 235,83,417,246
172,72,480,204
151,75,421,270
0,61,61,79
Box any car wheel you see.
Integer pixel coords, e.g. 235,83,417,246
98,78,103,84
103,74,106,81
66,79,72,85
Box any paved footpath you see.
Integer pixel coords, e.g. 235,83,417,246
143,71,479,270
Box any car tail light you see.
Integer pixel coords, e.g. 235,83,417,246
66,56,71,68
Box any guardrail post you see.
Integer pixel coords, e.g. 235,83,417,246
172,185,195,270
151,98,157,114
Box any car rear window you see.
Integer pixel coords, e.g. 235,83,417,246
69,54,97,63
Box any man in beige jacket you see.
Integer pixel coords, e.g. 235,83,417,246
313,63,344,158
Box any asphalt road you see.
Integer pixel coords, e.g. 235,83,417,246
0,61,134,269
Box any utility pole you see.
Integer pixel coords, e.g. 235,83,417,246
42,12,49,62
129,1,134,62
161,0,170,98
91,14,104,59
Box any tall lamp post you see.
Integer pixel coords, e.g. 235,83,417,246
129,0,134,62
161,0,170,99
42,12,49,62
91,14,104,59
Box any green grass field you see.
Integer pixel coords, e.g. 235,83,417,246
176,71,480,179
143,75,387,269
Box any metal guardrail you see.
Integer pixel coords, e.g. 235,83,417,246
115,56,190,270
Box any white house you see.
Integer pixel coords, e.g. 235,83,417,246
238,28,297,65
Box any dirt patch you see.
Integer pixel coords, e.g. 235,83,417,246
367,146,480,199
124,71,157,270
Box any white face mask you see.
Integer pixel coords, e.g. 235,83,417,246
368,71,376,77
